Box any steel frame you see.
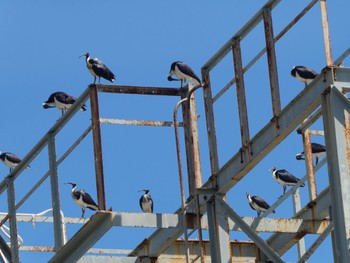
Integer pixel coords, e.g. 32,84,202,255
0,0,349,262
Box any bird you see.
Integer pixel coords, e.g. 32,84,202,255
0,151,30,173
167,61,201,87
80,52,115,84
270,167,304,195
246,192,275,217
296,142,326,165
139,189,153,213
43,91,87,116
65,182,98,218
291,66,318,86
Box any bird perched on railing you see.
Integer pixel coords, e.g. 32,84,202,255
0,151,30,173
291,66,318,86
43,91,87,116
270,166,304,195
65,182,98,218
167,61,201,87
80,52,116,84
296,142,326,165
139,189,153,213
246,192,275,217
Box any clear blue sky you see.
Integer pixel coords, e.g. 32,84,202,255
0,1,349,262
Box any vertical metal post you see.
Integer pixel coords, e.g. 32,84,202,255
321,87,350,263
89,85,106,211
206,197,221,263
215,197,232,263
292,188,306,260
6,177,19,263
319,0,333,66
48,133,65,251
181,84,202,195
232,39,251,157
263,6,281,120
201,70,220,175
302,130,317,200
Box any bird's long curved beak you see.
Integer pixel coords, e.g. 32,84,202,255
64,182,73,185
167,76,180,81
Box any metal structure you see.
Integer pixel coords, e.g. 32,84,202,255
0,0,349,262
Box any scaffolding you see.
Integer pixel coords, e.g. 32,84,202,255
0,0,349,262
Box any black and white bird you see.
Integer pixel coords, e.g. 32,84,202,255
80,52,115,84
246,192,275,217
65,182,98,218
167,61,201,87
296,142,326,165
139,189,153,213
0,151,30,172
43,91,87,116
291,66,318,86
270,167,304,195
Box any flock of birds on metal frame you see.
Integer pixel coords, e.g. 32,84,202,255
0,53,326,218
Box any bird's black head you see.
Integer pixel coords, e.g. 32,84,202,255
167,76,179,81
65,182,77,188
269,166,276,172
295,154,304,160
246,192,250,198
291,66,297,77
139,189,149,194
79,52,89,59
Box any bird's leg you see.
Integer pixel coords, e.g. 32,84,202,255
93,76,96,84
98,77,101,84
180,80,183,88
283,185,286,195
257,211,260,218
81,208,85,218
9,167,12,173
315,156,319,166
61,109,64,116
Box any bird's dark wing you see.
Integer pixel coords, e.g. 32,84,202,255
295,66,318,79
176,62,201,84
3,153,22,164
91,59,115,82
80,190,98,210
311,143,326,153
251,196,270,210
139,196,144,211
55,93,76,105
277,169,300,183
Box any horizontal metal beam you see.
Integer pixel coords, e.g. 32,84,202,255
0,212,329,234
95,84,183,96
100,118,183,127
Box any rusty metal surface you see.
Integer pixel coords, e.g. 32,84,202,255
96,84,182,96
320,0,333,65
302,130,317,201
89,85,106,211
201,71,220,176
232,39,251,156
100,118,183,127
263,6,281,119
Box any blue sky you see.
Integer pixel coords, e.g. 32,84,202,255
0,1,349,262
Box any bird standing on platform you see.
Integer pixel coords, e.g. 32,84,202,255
139,189,153,213
65,182,98,218
43,91,87,116
246,192,275,217
291,66,318,86
296,142,326,165
167,61,201,87
0,151,30,173
270,167,304,195
80,52,115,84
